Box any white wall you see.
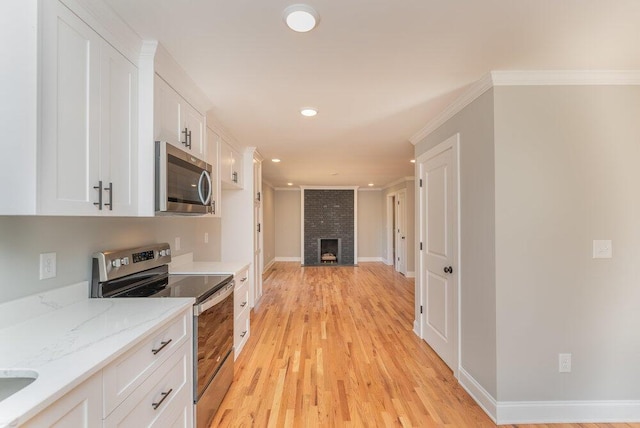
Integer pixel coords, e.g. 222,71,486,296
0,216,221,303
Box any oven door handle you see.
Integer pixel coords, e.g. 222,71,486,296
194,282,235,316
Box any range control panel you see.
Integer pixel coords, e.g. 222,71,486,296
93,243,172,282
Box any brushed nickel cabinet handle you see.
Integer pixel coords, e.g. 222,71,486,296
152,388,173,410
151,339,172,355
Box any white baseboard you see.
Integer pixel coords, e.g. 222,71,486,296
496,399,640,425
274,257,301,262
384,258,393,266
458,367,498,423
405,271,415,278
263,258,275,272
357,257,385,262
458,367,640,424
413,320,420,337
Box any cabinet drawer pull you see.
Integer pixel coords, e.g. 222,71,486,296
240,331,247,338
93,181,103,210
240,301,247,308
241,277,247,282
152,388,173,410
104,182,113,211
151,339,172,355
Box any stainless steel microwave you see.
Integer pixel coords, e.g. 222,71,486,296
155,141,213,215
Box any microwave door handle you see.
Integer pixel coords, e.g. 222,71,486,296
202,170,212,205
195,282,234,316
197,171,206,205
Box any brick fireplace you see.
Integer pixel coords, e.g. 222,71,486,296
302,188,357,266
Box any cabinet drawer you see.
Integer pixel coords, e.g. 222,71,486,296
103,311,190,416
234,281,249,321
104,341,192,428
234,312,250,360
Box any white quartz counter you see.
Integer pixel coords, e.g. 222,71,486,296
0,285,193,427
169,253,249,276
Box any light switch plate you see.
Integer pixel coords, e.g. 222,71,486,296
593,240,612,259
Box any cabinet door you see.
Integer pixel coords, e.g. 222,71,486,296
206,128,221,216
231,148,243,188
100,42,138,216
40,0,101,215
154,76,181,145
220,140,234,186
23,372,102,428
181,103,205,159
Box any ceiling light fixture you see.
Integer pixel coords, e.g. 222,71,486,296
300,107,318,117
272,158,281,163
410,159,416,163
287,182,293,186
368,183,374,187
283,4,319,33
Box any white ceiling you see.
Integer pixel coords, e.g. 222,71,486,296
104,0,640,188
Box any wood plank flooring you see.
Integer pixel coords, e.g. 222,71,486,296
210,262,639,428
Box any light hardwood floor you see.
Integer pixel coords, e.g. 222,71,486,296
211,262,639,428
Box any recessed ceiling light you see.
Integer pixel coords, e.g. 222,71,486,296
300,107,318,117
287,182,293,186
410,159,416,163
283,4,319,33
272,158,281,163
368,183,374,187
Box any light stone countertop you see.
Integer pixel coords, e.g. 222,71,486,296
169,253,250,276
0,283,193,427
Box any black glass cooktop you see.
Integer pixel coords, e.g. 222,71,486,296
156,274,233,303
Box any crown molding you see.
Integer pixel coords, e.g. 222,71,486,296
383,176,416,190
410,70,640,145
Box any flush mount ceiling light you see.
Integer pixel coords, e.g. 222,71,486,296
272,158,281,163
410,159,416,163
283,4,319,33
368,183,374,187
300,107,318,117
287,182,293,186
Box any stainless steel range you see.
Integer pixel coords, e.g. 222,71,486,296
91,243,234,428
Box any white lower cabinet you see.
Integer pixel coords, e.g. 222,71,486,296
104,341,192,428
233,266,251,360
22,372,102,428
24,308,193,428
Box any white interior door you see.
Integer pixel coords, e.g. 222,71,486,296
395,191,407,275
419,134,459,373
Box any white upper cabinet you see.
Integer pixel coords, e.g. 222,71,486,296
40,0,138,216
220,139,243,189
154,76,205,160
206,128,221,217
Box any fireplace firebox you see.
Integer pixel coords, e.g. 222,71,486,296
318,238,341,264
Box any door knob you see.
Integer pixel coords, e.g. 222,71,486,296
443,266,453,274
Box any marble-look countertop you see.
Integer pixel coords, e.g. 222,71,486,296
169,253,250,276
0,284,193,427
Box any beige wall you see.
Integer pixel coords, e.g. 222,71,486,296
262,182,276,267
274,189,302,259
414,89,497,397
357,190,384,259
0,216,221,303
494,85,640,401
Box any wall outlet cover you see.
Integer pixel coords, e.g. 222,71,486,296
559,353,572,373
39,252,57,280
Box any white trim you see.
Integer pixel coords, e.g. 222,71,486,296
300,185,360,190
136,40,157,216
274,187,301,191
384,258,393,266
358,188,382,192
357,257,385,262
413,320,420,336
491,70,640,87
496,400,640,425
410,70,640,145
274,257,301,262
383,176,416,190
458,367,498,423
405,271,415,278
410,74,493,145
263,258,275,271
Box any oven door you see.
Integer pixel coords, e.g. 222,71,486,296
156,141,212,214
194,280,234,426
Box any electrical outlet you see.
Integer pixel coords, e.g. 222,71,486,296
204,232,209,244
175,237,181,251
593,240,612,258
39,252,57,280
559,353,571,373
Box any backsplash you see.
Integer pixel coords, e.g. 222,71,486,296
0,216,221,303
